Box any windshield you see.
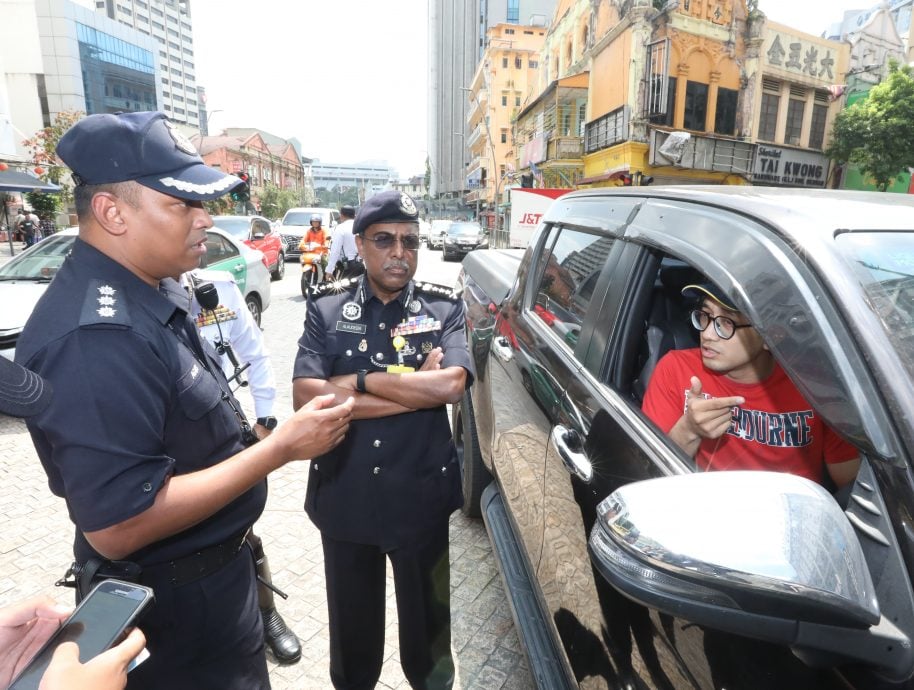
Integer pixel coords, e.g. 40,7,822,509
284,211,324,226
0,234,76,280
838,231,914,384
448,223,482,236
211,217,250,239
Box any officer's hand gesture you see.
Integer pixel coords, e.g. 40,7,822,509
272,393,354,461
681,376,743,441
419,347,443,371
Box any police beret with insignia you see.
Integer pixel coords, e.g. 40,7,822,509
57,111,241,202
352,190,420,235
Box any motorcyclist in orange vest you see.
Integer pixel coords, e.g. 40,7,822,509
299,214,330,294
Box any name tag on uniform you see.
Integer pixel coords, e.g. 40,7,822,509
336,321,367,334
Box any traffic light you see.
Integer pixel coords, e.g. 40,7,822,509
231,172,250,203
520,173,534,188
619,174,633,186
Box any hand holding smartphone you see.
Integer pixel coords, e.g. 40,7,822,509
8,580,153,690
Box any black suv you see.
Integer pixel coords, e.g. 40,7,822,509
457,188,914,689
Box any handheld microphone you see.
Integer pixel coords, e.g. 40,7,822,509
192,280,249,388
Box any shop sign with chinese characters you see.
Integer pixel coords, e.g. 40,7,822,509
763,31,836,83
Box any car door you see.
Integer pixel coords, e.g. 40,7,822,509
251,218,277,267
205,232,247,294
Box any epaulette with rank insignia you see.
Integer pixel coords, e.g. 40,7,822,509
414,281,460,301
79,279,131,327
309,277,357,299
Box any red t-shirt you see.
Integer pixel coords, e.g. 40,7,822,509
641,349,858,483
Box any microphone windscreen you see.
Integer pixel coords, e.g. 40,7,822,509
195,281,220,311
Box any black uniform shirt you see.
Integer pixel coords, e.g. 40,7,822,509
15,238,266,564
293,276,474,550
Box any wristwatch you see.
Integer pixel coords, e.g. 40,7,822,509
256,416,278,430
356,369,369,393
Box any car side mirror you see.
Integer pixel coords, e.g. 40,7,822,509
588,471,914,680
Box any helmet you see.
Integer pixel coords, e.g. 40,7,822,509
310,213,322,223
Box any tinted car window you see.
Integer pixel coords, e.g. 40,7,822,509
448,222,483,236
0,234,76,280
530,227,614,349
282,212,312,226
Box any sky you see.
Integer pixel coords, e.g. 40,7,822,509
191,0,428,180
758,0,883,35
189,1,880,182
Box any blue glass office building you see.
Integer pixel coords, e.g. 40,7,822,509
77,23,157,115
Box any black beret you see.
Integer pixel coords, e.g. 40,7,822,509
57,111,241,201
352,191,419,235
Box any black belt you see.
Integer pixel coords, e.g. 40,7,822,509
144,529,250,588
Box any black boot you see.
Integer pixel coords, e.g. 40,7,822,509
262,606,302,664
248,532,302,664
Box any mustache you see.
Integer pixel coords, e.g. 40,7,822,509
383,260,410,271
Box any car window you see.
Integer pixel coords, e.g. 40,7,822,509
529,226,615,350
283,211,311,226
0,234,76,279
253,219,270,236
211,218,250,239
448,223,482,236
204,233,240,267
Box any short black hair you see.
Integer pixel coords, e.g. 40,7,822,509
74,181,141,222
340,205,356,219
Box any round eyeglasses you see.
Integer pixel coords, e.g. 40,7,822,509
361,233,421,251
689,309,753,340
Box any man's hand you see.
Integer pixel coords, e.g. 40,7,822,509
271,393,354,460
0,596,71,687
39,627,146,690
418,347,443,371
669,376,743,457
252,424,272,441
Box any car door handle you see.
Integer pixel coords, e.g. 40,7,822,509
491,336,513,362
234,265,243,272
551,425,593,483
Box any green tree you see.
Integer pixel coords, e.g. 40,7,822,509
424,157,431,198
827,61,914,191
22,110,84,210
258,184,300,219
25,190,60,221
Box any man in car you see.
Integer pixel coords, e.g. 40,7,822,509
642,282,860,488
16,111,353,688
292,190,473,689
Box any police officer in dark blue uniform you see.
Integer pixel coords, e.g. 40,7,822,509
292,190,474,690
15,111,353,689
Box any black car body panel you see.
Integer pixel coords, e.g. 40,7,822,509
458,187,914,689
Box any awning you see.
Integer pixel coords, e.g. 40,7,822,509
0,170,61,193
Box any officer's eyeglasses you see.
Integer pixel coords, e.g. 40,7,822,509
362,233,421,251
689,309,753,340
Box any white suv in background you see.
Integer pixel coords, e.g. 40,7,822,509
277,207,340,260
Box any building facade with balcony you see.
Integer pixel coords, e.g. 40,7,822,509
466,22,546,228
581,0,755,187
191,129,305,212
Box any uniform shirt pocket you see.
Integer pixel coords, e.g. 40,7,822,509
176,349,223,420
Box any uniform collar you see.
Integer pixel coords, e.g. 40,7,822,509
70,238,187,325
359,276,414,308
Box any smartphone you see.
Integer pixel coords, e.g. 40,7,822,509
9,579,154,690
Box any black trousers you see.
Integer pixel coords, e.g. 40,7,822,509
127,546,270,689
321,521,454,690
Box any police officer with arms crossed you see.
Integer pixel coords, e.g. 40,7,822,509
15,111,353,689
181,269,302,663
292,190,473,690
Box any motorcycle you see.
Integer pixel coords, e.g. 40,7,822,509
299,240,328,297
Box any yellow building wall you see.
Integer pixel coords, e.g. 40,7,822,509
589,31,632,119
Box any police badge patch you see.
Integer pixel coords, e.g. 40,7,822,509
165,120,197,155
398,193,417,217
342,302,362,321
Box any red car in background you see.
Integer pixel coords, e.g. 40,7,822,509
211,215,285,281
